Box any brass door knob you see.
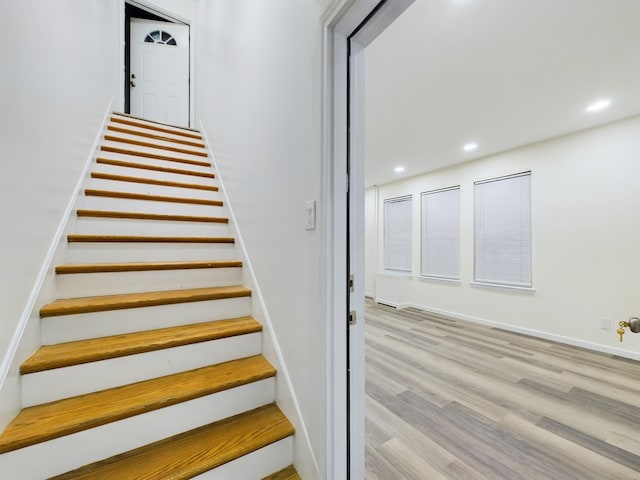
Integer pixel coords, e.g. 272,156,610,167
617,317,640,342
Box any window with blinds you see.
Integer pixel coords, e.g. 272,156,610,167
421,186,460,280
474,172,532,287
384,196,412,272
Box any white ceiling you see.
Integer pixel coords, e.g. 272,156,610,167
364,0,640,187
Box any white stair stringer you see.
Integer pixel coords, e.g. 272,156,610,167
0,379,275,480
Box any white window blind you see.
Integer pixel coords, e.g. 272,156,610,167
384,196,412,272
474,172,532,287
421,187,460,279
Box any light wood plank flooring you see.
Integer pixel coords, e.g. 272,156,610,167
365,300,640,479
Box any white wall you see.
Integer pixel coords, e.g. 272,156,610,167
0,0,121,423
194,1,332,478
364,187,378,298
368,115,640,358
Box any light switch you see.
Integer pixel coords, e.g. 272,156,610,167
305,200,316,230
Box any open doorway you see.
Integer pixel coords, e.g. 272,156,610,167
124,2,190,127
340,0,640,477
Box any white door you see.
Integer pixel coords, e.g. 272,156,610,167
344,2,415,478
130,18,189,127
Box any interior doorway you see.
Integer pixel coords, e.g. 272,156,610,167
349,0,640,478
345,0,414,478
124,2,190,127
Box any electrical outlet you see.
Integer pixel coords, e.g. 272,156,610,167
600,318,611,331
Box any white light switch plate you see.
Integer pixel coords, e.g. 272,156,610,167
305,200,316,230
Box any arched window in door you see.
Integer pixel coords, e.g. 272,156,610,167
144,30,177,46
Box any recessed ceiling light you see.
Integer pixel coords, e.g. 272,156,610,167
463,142,478,152
585,99,611,113
394,166,405,173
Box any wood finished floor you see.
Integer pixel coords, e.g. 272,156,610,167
364,300,640,480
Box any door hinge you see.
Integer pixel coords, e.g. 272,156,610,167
349,274,355,293
349,310,357,326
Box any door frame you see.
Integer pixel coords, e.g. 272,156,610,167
321,0,414,477
119,0,195,128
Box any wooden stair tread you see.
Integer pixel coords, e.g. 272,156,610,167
55,259,242,274
0,356,275,454
21,316,260,374
262,465,302,480
104,134,208,158
50,404,294,480
111,115,202,140
101,145,210,167
67,234,235,243
84,188,224,206
111,113,201,133
91,171,218,191
97,157,215,179
76,209,227,223
39,285,251,318
1,112,295,478
107,125,205,148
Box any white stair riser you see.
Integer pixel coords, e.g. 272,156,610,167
56,267,241,298
105,132,207,155
93,161,216,185
193,438,293,480
87,178,221,201
0,379,275,480
41,297,252,343
78,195,224,217
101,140,209,165
65,241,237,264
107,123,205,145
72,217,230,237
110,117,202,138
97,152,213,175
22,334,261,406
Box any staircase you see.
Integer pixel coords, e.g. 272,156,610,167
0,113,301,479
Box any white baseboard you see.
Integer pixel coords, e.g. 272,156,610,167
407,302,640,362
